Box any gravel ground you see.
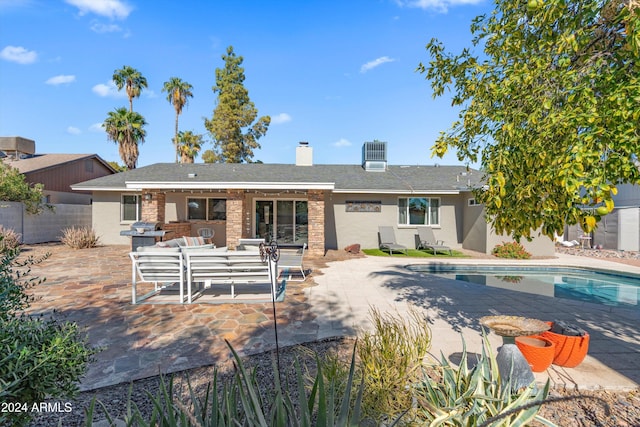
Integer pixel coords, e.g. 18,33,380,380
28,337,640,427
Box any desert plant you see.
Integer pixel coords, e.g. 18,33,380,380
0,224,21,252
85,341,372,426
60,226,99,249
0,240,94,426
492,241,531,259
413,334,553,426
357,306,431,422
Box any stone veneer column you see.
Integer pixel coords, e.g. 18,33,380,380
226,190,245,249
307,190,325,256
141,191,165,224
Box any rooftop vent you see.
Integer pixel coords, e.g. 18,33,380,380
362,140,387,172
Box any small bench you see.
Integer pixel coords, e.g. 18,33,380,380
183,250,284,303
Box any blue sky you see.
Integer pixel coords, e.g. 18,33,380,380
0,0,489,168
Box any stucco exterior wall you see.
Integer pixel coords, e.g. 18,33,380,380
91,191,130,245
463,204,554,256
330,193,464,250
462,200,487,253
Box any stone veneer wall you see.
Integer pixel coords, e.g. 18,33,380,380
307,190,325,256
141,191,165,224
226,190,244,249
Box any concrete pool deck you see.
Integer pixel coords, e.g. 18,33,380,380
22,244,639,392
309,252,640,390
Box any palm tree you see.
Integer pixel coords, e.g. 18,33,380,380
113,66,148,112
162,77,193,162
103,107,147,170
176,130,203,163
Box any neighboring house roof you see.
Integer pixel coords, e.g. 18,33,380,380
72,163,483,194
3,153,116,174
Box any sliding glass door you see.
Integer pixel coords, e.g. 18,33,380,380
255,199,307,244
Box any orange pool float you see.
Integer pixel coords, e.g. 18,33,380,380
515,335,555,372
541,322,590,368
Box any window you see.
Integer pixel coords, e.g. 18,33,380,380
121,194,141,222
398,197,440,226
468,198,480,206
187,198,226,221
208,199,226,220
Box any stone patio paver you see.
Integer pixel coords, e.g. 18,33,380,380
20,243,640,392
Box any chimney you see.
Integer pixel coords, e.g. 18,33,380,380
295,141,313,166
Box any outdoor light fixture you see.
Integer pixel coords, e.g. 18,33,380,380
144,193,152,201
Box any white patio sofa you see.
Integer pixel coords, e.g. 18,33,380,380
129,247,185,304
183,250,285,303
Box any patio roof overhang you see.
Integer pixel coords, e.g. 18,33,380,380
332,188,464,195
123,181,336,191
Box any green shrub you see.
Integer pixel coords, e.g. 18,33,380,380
60,226,100,249
0,225,21,252
413,335,552,426
492,241,531,259
0,162,50,214
0,241,95,426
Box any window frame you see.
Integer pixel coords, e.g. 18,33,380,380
121,194,142,222
186,197,227,221
397,196,441,227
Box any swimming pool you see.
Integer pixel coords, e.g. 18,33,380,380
406,265,640,309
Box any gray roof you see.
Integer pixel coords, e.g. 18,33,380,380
72,163,483,194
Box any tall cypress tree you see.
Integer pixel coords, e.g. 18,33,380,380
204,46,270,163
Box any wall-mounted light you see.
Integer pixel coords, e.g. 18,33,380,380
144,193,152,201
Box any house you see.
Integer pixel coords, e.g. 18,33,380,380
72,141,555,256
1,136,117,204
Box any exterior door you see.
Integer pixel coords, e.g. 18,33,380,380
255,201,274,241
254,200,308,244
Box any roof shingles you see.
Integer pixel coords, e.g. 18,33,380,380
73,163,483,193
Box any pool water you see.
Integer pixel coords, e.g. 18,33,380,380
406,265,640,309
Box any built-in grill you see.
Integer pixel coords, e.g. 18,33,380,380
120,221,170,250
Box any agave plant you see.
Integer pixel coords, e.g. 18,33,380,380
412,333,556,426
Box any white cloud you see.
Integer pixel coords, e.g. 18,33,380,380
271,113,292,125
45,74,76,85
67,126,81,135
360,56,395,73
333,138,352,148
395,0,484,13
65,0,132,19
89,122,105,132
92,80,124,97
92,80,152,98
90,22,122,33
0,45,37,64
